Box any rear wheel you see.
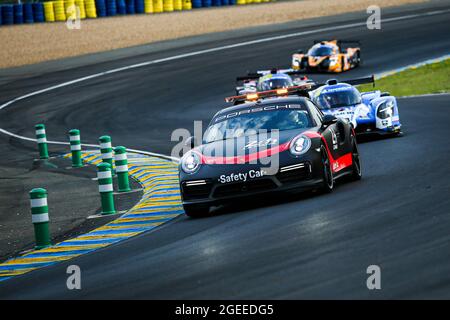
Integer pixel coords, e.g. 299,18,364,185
320,145,334,193
355,51,361,67
350,138,362,181
183,203,210,218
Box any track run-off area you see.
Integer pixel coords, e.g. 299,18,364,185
0,0,449,298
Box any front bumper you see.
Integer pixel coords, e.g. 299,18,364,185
180,150,324,206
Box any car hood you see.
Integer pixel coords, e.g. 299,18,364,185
196,129,310,163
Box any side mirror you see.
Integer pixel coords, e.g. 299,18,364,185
185,136,196,149
322,115,338,127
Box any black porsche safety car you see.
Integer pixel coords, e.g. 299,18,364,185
179,90,362,217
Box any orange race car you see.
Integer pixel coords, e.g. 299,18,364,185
292,40,361,73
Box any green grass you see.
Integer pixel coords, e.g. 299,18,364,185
358,59,450,96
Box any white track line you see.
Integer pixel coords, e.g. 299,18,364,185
0,8,449,160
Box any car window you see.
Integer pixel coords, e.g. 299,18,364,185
205,104,313,143
315,87,361,109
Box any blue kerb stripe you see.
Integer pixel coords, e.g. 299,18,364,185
0,261,56,270
87,227,154,235
124,210,184,218
109,218,169,226
25,249,94,258
135,205,181,211
58,238,124,246
0,277,12,282
149,193,181,199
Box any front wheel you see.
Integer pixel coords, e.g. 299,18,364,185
320,145,334,193
183,203,210,218
350,138,362,181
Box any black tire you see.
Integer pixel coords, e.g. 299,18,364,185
350,138,362,181
183,203,210,218
355,51,361,67
320,145,334,193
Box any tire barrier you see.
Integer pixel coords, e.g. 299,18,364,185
85,0,98,18
95,0,107,17
43,2,55,22
107,0,118,16
191,0,202,8
99,135,114,170
182,0,192,10
69,129,83,168
173,0,182,11
97,163,116,215
0,0,272,27
65,0,78,21
163,0,174,12
13,4,24,24
64,0,75,16
35,124,49,160
33,3,45,23
53,1,66,21
30,188,52,250
114,146,131,192
126,0,135,14
1,5,13,26
144,0,153,13
153,0,163,12
117,0,127,14
23,3,34,24
135,0,145,13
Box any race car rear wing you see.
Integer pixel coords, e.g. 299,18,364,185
311,75,375,89
227,75,374,104
225,83,313,104
236,68,306,83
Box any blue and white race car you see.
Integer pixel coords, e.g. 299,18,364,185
310,78,402,135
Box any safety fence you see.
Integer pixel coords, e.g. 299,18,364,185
0,0,275,26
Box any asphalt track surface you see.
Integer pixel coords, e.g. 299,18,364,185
0,1,449,298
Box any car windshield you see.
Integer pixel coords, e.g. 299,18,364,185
258,78,293,91
204,105,313,143
315,87,361,109
308,46,334,56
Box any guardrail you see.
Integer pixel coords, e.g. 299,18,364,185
0,0,275,26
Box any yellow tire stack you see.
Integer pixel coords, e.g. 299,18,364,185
64,0,75,19
153,0,163,13
163,0,174,12
43,2,55,22
75,0,87,19
144,0,154,13
246,0,253,4
237,0,246,4
253,0,261,3
173,0,182,11
182,0,191,10
53,1,66,21
85,0,97,18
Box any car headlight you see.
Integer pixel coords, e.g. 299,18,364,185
329,56,338,66
289,135,311,156
377,100,394,119
181,151,201,174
